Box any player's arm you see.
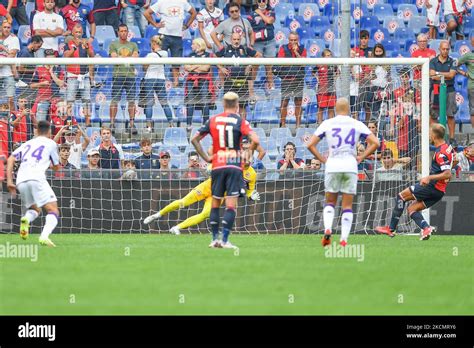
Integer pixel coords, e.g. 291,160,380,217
358,133,379,163
191,132,212,163
6,155,17,195
306,134,326,163
420,169,451,186
395,156,411,166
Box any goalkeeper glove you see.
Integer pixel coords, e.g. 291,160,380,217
250,190,260,201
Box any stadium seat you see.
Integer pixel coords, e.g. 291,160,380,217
397,4,419,23
309,16,330,30
393,27,415,41
157,145,182,156
251,101,279,125
95,25,116,46
320,28,337,46
463,16,474,36
407,16,427,35
366,0,384,11
370,28,391,43
373,4,394,21
183,39,193,57
285,15,305,31
17,25,31,46
296,27,316,42
382,39,399,51
163,128,189,147
261,138,279,160
295,127,316,144
453,40,474,56
389,0,409,12
102,38,115,53
145,26,160,39
298,3,320,22
360,16,380,31
404,38,418,53
25,1,34,20
329,38,342,57
275,3,295,24
323,2,339,19
128,25,142,39
269,127,293,150
274,28,290,46
305,39,326,57
131,38,150,53
429,39,443,52
351,3,369,22
455,91,470,124
382,16,406,34
151,103,173,124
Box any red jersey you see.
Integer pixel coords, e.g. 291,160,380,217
197,112,252,170
430,143,454,193
35,0,45,12
412,48,436,80
0,118,9,158
11,111,34,143
0,4,7,16
32,66,65,101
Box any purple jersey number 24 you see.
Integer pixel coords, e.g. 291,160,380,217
331,128,356,149
21,145,45,162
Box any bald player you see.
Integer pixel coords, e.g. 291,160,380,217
307,98,379,247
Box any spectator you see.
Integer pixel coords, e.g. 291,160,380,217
1,0,27,25
53,124,90,169
425,0,441,40
134,137,160,178
144,0,197,87
184,38,213,130
277,141,305,174
120,0,148,38
0,103,11,158
139,35,174,131
0,19,19,113
215,32,261,120
355,30,373,119
376,149,411,181
355,29,372,58
0,3,12,24
58,143,78,169
181,151,203,178
120,159,138,180
82,148,102,179
444,0,466,42
366,120,385,160
61,0,96,40
197,0,224,53
211,1,254,49
276,31,306,129
156,150,179,179
10,94,35,144
307,158,322,170
30,49,65,121
429,40,457,144
248,0,276,90
92,0,119,32
32,0,64,56
17,35,44,99
412,33,437,82
109,24,139,135
96,126,124,175
456,36,474,127
64,24,95,127
313,49,338,124
456,140,474,171
50,101,77,139
369,43,390,122
349,49,362,120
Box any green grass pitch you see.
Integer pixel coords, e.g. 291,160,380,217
0,234,472,315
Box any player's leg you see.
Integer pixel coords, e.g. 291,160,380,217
340,193,354,246
375,186,415,236
173,197,213,234
39,201,60,247
209,170,226,247
144,190,200,224
322,191,338,246
221,195,238,249
294,96,303,128
407,186,443,240
109,77,121,132
17,182,40,240
406,201,432,240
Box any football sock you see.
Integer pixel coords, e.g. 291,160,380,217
222,208,236,243
40,213,58,239
323,204,335,232
341,209,353,242
210,207,220,241
410,211,429,230
24,209,39,223
389,195,406,231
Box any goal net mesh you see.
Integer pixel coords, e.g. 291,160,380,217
0,57,428,235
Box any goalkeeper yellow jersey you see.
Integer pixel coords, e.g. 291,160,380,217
192,166,257,200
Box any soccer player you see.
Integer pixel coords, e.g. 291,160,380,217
6,121,61,247
191,92,260,248
143,161,260,235
307,98,379,247
375,124,454,240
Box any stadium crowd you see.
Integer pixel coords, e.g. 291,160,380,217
0,0,473,180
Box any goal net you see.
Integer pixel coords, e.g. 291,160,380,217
0,57,430,235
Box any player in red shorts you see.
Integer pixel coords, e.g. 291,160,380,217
313,49,338,124
191,92,260,249
375,124,455,240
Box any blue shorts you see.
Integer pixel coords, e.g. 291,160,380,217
111,76,136,103
444,14,464,38
161,35,183,59
211,167,244,199
409,184,444,209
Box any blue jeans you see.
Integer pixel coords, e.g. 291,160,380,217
140,78,173,122
122,4,147,37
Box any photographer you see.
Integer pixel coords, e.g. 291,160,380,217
10,95,36,143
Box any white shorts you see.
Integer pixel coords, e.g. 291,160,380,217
324,172,358,195
17,180,57,209
426,0,440,27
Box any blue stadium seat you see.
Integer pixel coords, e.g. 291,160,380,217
455,72,468,92
95,49,109,57
407,16,427,35
404,38,418,53
261,138,279,160
323,2,339,19
373,4,394,21
329,38,342,57
131,38,150,53
269,127,293,146
453,40,474,56
129,25,142,39
360,16,380,31
310,16,330,30
393,27,415,41
183,39,193,57
251,101,279,124
366,0,385,11
95,25,116,46
351,3,369,22
370,28,391,43
157,145,182,157
297,27,316,42
275,3,295,24
298,3,320,22
163,128,189,147
252,127,267,142
397,4,419,23
455,91,470,124
274,28,290,46
429,39,443,52
145,26,160,39
102,38,115,53
389,0,410,12
382,16,406,34
285,15,305,31
305,39,326,57
382,39,399,51
463,16,474,36
17,25,31,46
320,28,337,46
151,103,174,124
25,2,35,20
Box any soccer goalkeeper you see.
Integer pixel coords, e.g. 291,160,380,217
143,162,260,235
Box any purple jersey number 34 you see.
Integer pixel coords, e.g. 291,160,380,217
331,128,356,149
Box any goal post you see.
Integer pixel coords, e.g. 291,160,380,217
0,56,431,234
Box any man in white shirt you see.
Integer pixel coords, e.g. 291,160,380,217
144,0,197,87
6,120,61,247
32,0,64,56
307,97,379,246
0,20,20,112
53,123,90,169
197,0,224,52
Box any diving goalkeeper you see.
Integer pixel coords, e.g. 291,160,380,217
143,162,260,235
